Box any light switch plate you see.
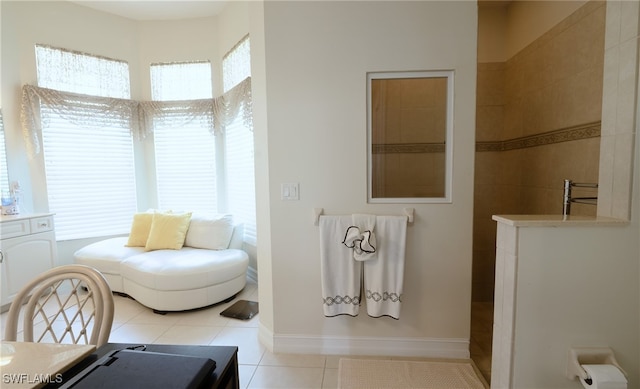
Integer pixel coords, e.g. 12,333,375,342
281,183,299,200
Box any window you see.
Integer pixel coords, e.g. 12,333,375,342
28,44,254,243
223,36,256,244
150,61,217,213
367,70,454,203
222,36,251,92
36,45,136,240
0,110,9,196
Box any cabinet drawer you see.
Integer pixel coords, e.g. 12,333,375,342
0,219,31,239
30,216,54,233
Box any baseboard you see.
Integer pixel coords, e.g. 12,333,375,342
258,323,275,352
258,324,469,358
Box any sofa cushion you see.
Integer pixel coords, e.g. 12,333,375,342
145,212,192,251
120,248,249,291
74,237,143,275
125,212,155,247
185,214,234,250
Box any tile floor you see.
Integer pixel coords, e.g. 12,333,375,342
469,301,493,384
0,280,339,388
108,280,342,388
1,280,492,388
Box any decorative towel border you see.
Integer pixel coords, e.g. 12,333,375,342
323,295,361,307
366,290,402,303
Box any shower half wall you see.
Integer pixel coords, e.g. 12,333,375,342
473,1,605,303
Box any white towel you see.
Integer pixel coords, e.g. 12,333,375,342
342,214,377,262
364,215,407,319
319,215,361,317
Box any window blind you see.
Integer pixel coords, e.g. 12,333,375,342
153,122,217,213
150,61,217,213
36,45,136,240
223,35,257,244
40,108,137,238
224,115,256,244
0,110,9,196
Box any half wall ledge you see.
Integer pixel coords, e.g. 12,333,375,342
491,214,629,228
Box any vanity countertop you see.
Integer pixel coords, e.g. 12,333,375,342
0,213,54,223
492,214,629,228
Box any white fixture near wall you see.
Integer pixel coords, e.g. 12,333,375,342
281,183,299,200
567,347,627,388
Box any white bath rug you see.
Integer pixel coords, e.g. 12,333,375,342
338,358,487,389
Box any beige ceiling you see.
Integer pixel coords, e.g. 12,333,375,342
70,0,514,21
69,0,229,21
69,0,513,21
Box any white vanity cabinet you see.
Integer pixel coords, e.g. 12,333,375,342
0,213,58,309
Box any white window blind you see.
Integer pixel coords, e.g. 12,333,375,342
36,45,137,240
223,35,256,244
150,61,217,213
0,110,9,196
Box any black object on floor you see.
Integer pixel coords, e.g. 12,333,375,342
220,300,259,320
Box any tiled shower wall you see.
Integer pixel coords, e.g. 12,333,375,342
473,1,606,302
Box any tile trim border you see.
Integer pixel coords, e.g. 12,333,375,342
371,122,600,154
476,121,601,152
372,143,445,154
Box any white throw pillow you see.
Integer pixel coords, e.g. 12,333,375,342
185,214,234,250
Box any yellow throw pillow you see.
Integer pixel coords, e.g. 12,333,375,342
145,212,193,251
125,212,155,247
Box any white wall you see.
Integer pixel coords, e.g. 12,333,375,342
492,214,640,389
5,0,480,359
0,2,250,265
516,223,639,388
257,1,478,356
246,0,275,335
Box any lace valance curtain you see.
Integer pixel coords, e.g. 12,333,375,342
21,76,252,156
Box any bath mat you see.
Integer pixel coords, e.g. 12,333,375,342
338,358,488,389
220,300,258,320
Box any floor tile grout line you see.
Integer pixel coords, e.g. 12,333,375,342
244,364,258,389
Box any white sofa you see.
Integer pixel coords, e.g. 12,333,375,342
74,214,249,312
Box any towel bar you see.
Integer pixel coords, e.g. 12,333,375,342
313,208,414,226
563,179,598,216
